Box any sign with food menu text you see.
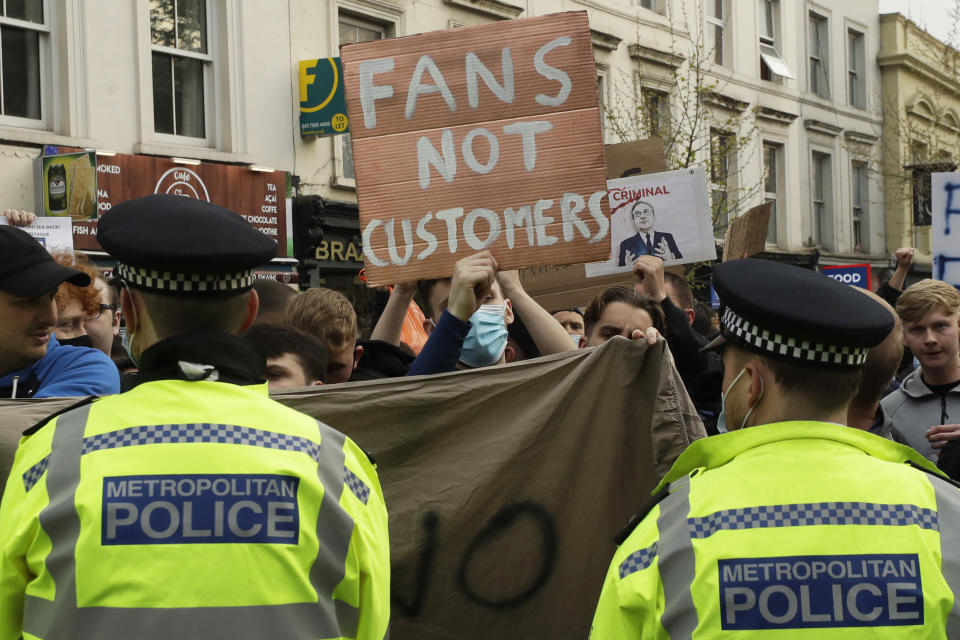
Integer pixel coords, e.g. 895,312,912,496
52,148,292,257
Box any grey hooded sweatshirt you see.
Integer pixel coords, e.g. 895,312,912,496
880,367,960,462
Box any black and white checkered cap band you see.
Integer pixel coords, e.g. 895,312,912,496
721,307,868,367
116,261,254,294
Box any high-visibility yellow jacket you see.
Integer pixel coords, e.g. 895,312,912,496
591,421,960,638
0,378,390,640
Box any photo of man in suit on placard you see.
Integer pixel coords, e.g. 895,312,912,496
617,200,682,266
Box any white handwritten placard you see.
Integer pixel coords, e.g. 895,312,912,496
340,11,610,285
585,167,714,277
932,172,960,286
0,216,74,252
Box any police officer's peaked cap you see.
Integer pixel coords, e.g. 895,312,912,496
707,259,894,370
97,194,277,296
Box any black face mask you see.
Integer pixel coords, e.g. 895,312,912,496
59,334,93,349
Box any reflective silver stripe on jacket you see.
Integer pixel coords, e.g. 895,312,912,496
689,501,938,538
25,406,360,640
929,475,960,638
657,476,698,640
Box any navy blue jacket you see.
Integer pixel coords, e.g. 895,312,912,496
617,231,682,266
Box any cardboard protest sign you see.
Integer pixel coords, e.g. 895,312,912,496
821,263,871,289
341,12,610,286
585,167,714,277
518,139,670,308
0,339,705,640
0,216,73,252
604,139,668,179
519,265,632,310
932,172,960,286
721,200,771,261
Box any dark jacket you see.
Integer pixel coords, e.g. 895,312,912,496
618,231,682,266
880,368,960,462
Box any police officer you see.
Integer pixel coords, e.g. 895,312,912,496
591,259,960,638
0,195,389,640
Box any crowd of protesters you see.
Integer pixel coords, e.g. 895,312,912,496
6,199,960,636
5,206,960,472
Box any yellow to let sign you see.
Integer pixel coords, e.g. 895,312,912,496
299,57,350,137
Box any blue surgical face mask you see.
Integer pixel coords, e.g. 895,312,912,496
717,366,764,433
460,304,508,368
121,329,138,368
570,334,582,347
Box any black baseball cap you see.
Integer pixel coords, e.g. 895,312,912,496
0,225,90,298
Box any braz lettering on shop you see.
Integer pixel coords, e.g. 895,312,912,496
341,12,610,285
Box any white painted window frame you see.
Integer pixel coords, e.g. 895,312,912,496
808,10,830,99
705,0,728,67
810,148,834,248
0,0,50,130
762,140,784,246
134,0,250,163
847,27,866,109
330,0,404,191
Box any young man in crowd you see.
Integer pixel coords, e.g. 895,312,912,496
551,308,585,342
283,287,363,384
252,278,296,325
582,286,665,347
242,324,327,390
49,251,104,350
85,275,121,356
4,210,121,358
0,226,119,398
882,279,960,461
406,251,578,375
42,252,121,359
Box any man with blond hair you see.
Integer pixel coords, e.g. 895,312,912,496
882,279,960,461
283,287,362,384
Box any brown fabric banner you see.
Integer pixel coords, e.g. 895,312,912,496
0,338,704,639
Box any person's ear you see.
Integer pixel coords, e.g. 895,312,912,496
239,289,259,332
577,335,586,349
684,308,696,325
744,361,765,407
353,345,364,370
504,298,514,325
311,380,324,386
112,307,122,334
504,344,517,363
422,317,436,335
120,288,139,334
